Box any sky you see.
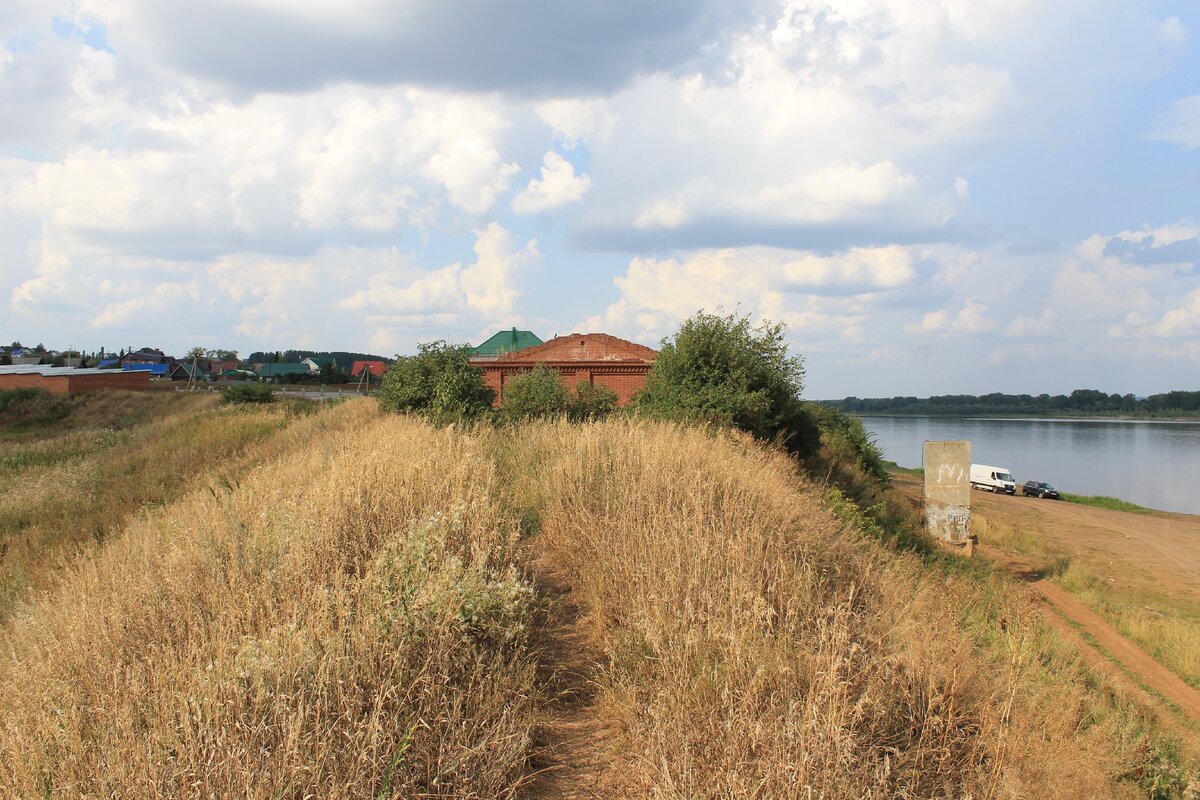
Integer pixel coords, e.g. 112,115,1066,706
1,0,1198,399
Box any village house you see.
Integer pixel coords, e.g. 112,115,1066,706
471,333,656,406
350,360,388,381
468,328,543,361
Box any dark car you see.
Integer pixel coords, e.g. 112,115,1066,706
1022,480,1060,499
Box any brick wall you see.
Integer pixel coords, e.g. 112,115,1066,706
475,363,651,406
0,372,151,395
472,332,656,407
68,372,151,393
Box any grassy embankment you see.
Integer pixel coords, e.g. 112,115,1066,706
1061,493,1150,513
1,399,1193,796
0,389,328,619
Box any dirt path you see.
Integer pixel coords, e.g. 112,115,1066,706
981,544,1200,727
893,474,1200,740
520,550,623,799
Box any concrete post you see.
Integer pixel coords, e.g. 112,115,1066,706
923,440,972,549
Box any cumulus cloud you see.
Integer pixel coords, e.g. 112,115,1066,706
339,223,539,324
513,151,592,214
584,244,919,345
77,0,747,95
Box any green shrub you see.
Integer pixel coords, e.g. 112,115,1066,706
0,388,74,427
634,310,820,456
221,383,275,405
377,341,495,424
498,364,569,423
568,382,618,422
0,388,47,414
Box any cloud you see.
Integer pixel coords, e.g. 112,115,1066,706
339,222,539,324
78,0,751,95
1148,93,1200,149
585,244,918,345
904,299,996,335
513,151,592,214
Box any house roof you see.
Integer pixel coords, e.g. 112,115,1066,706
491,333,657,364
122,362,170,375
469,328,543,357
255,362,312,376
171,363,208,378
350,360,388,377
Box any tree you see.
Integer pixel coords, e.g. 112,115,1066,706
320,360,348,385
206,349,239,360
377,341,495,423
498,364,569,423
0,352,11,366
185,346,206,363
634,310,819,455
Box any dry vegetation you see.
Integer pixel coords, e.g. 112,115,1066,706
501,420,1181,798
0,391,324,618
0,400,539,797
1,401,1192,797
973,514,1200,693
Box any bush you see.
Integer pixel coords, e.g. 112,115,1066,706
634,311,818,455
498,365,569,423
0,388,74,427
568,382,618,422
221,383,275,405
377,341,494,424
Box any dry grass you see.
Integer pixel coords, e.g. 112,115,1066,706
0,392,323,618
499,419,1166,798
0,400,539,798
1,407,1188,797
973,511,1200,693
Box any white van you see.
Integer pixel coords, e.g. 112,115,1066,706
970,464,1017,494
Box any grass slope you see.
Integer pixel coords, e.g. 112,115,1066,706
0,404,1191,796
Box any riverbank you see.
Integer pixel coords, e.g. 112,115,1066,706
892,470,1200,744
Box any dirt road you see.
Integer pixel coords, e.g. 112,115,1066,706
893,474,1200,737
966,485,1200,602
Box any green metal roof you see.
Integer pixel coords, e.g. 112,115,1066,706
469,328,543,357
256,362,312,376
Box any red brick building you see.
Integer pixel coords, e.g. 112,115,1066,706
0,366,151,395
473,333,656,406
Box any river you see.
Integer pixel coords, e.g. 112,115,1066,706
857,416,1200,515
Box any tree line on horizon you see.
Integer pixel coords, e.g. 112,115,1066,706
823,389,1200,416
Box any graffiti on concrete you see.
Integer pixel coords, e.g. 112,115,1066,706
923,440,971,543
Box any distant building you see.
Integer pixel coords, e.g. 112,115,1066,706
468,328,543,361
472,333,656,406
254,362,312,380
0,364,151,394
207,358,240,374
122,362,171,377
170,363,209,381
119,347,170,366
350,360,388,380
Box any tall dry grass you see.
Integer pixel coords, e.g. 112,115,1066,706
499,419,1160,798
3,406,1186,797
0,401,540,798
0,393,328,618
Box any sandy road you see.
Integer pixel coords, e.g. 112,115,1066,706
893,474,1200,736
966,486,1200,601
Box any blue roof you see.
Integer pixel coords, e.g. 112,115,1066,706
98,359,119,368
123,362,170,375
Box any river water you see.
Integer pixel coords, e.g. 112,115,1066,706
857,416,1200,515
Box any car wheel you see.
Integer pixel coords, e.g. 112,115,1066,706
1039,491,1045,498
